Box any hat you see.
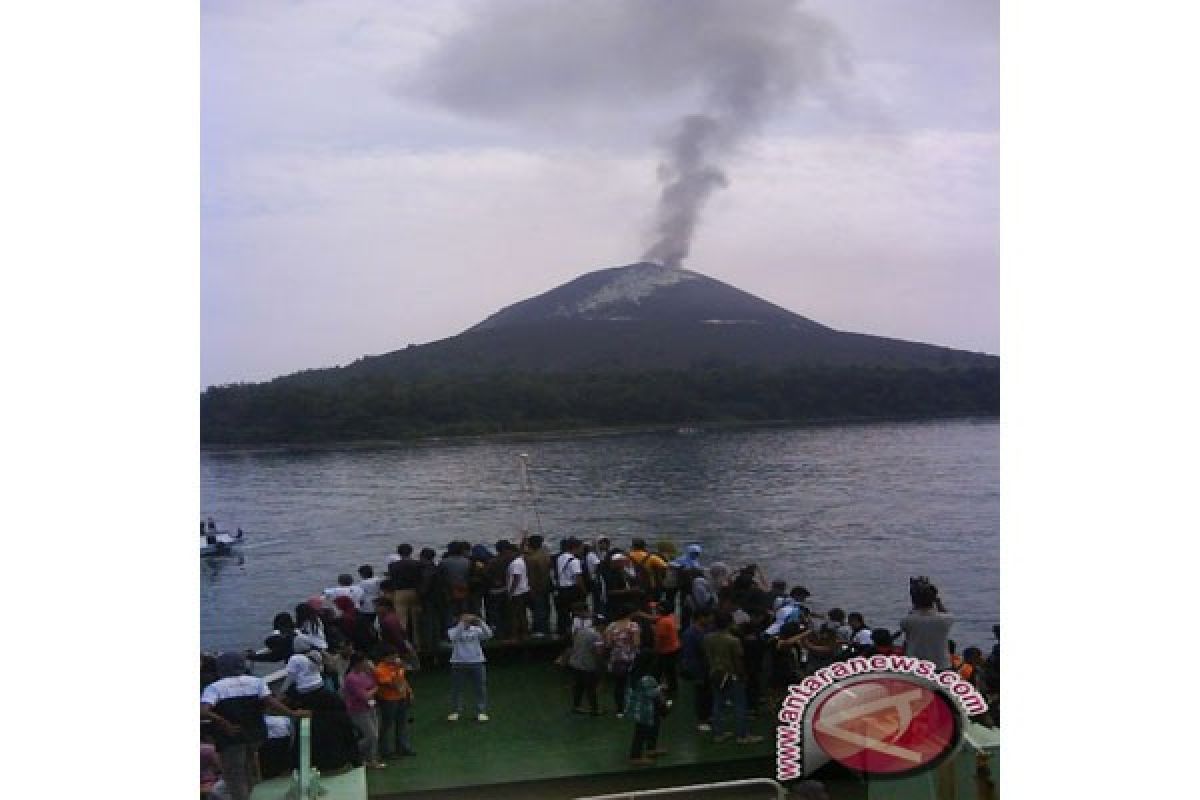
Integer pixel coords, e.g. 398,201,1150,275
216,651,247,678
686,544,702,556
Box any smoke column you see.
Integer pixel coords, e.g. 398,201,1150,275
410,0,848,268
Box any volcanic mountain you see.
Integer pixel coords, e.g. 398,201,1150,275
319,262,996,381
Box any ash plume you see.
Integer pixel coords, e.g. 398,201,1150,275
409,0,848,268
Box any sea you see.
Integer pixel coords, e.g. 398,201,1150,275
200,417,999,655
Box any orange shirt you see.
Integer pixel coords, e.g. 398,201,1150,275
373,661,412,702
654,614,681,655
958,663,976,683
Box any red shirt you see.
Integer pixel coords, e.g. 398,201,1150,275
654,614,681,655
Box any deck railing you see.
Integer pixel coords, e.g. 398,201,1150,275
573,777,788,800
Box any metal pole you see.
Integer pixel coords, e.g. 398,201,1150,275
518,453,543,536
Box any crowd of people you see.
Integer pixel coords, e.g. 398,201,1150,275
200,535,1001,797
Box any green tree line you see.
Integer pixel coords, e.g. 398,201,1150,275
200,366,999,444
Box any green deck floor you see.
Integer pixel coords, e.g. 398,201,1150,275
364,658,786,799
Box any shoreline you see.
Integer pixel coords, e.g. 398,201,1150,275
200,412,999,453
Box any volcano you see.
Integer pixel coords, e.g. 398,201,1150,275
327,262,996,380
203,263,998,443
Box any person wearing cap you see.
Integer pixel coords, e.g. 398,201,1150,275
200,652,309,800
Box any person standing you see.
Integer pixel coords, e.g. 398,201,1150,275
439,542,473,625
900,578,955,669
387,544,424,640
323,574,365,612
604,605,641,717
567,615,604,715
415,548,443,654
628,538,668,603
485,540,516,639
625,672,669,766
201,652,309,800
653,601,682,695
504,541,531,641
523,535,553,638
342,652,387,769
703,612,763,744
355,565,384,631
680,608,714,732
553,537,586,638
373,645,416,758
447,613,493,722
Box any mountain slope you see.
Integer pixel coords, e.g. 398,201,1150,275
314,262,994,383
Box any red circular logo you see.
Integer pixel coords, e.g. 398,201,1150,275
810,677,961,776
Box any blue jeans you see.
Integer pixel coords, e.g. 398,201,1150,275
451,664,488,714
711,675,748,739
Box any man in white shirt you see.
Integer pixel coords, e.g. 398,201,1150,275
356,564,384,628
504,541,530,641
553,537,585,638
323,573,365,609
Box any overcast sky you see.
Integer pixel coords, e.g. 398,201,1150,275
201,0,998,387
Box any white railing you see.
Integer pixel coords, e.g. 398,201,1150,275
574,777,788,800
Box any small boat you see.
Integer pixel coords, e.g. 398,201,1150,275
200,518,246,557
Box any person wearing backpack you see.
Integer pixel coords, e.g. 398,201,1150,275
628,538,668,603
553,537,586,638
604,605,642,717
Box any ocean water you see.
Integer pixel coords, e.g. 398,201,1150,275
201,418,999,654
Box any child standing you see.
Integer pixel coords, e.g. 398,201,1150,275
625,670,669,766
373,646,415,758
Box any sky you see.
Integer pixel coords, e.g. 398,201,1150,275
201,0,998,387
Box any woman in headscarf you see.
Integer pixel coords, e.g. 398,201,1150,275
283,639,362,773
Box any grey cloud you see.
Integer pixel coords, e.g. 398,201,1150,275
409,0,850,267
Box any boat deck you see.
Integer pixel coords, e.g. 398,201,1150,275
361,656,865,799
